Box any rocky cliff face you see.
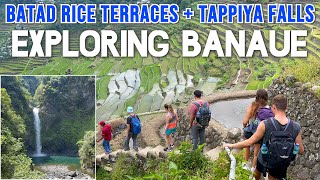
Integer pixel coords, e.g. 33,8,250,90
38,76,95,156
268,77,320,180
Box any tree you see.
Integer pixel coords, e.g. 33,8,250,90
1,89,44,179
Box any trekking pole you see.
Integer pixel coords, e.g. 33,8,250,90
224,146,236,180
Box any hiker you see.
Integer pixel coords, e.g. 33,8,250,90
163,104,179,152
189,90,211,150
242,89,274,170
124,106,141,151
224,95,304,180
96,120,112,157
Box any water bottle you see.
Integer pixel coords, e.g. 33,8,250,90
261,144,268,160
293,143,300,155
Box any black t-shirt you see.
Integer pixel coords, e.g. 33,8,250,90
127,115,140,133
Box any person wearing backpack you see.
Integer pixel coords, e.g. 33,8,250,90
189,90,211,150
163,104,179,152
224,95,304,180
96,120,113,157
242,89,274,170
124,106,141,151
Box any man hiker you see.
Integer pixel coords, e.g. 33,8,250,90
96,120,112,157
189,90,211,150
124,106,141,151
224,95,304,180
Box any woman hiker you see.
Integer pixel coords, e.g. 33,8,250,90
242,89,274,171
163,104,179,152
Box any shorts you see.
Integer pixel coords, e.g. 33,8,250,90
243,131,262,144
165,128,176,136
256,160,288,179
243,131,253,139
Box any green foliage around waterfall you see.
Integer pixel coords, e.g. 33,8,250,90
1,88,45,179
97,142,251,180
36,76,95,155
1,76,36,152
77,131,95,175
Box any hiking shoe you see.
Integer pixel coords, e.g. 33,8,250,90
123,148,130,151
163,147,172,152
134,148,139,152
170,144,174,148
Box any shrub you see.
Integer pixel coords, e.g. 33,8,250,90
77,131,95,173
97,143,251,180
286,59,320,85
168,142,210,173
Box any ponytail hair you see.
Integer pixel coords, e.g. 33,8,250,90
250,89,268,119
164,104,174,114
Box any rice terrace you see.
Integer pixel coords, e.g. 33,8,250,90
1,1,320,119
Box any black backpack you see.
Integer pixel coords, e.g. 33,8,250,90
265,118,295,167
194,101,211,127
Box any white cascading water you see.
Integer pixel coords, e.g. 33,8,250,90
33,108,44,156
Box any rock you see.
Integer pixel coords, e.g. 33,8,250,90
310,163,320,178
103,166,113,172
66,171,77,177
227,128,241,139
314,174,320,180
307,143,315,150
296,168,310,179
311,86,320,92
285,75,296,85
310,134,317,143
302,82,312,89
294,82,303,87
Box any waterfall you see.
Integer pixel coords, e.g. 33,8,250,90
33,107,44,156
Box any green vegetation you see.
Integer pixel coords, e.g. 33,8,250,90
1,87,45,179
1,76,95,178
36,76,95,155
77,131,95,175
1,77,36,151
97,76,112,100
286,59,320,86
1,1,320,118
97,142,251,180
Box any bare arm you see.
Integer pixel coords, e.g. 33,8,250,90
242,104,252,128
225,121,266,149
96,136,103,142
295,131,304,154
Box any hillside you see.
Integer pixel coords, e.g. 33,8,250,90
1,1,320,119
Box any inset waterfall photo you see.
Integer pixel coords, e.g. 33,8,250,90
0,76,96,179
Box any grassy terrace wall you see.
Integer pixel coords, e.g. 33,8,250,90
1,1,320,117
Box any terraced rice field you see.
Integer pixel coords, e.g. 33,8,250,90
1,1,320,118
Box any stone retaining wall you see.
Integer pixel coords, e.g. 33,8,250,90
268,77,320,180
173,90,256,149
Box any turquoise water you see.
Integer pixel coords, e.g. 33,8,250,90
32,156,81,168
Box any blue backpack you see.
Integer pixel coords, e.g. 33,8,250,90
131,115,141,135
